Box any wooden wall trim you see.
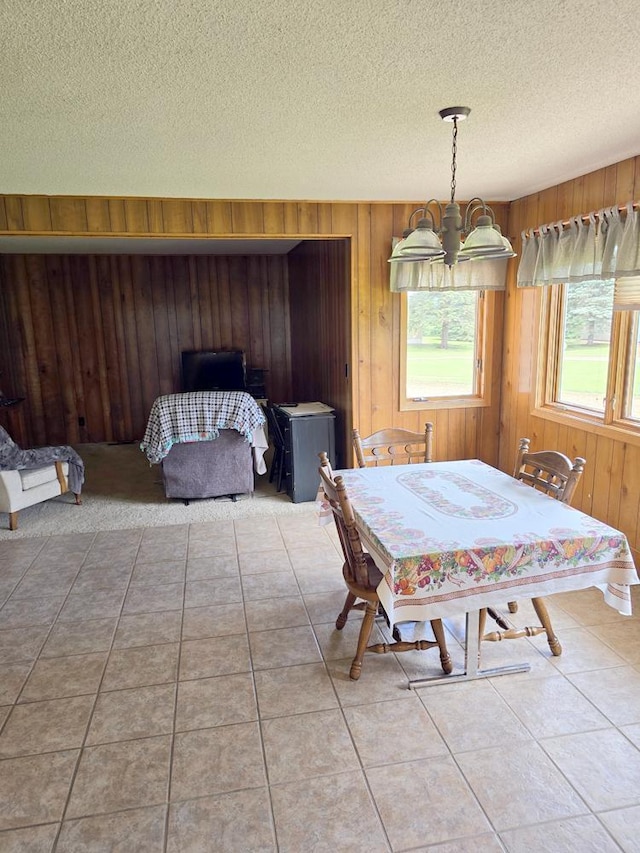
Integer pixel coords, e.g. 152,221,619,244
1,193,510,470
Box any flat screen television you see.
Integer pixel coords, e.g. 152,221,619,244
181,350,247,393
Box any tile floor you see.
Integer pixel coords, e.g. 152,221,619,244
1,511,640,851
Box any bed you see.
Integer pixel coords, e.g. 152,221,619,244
140,391,268,501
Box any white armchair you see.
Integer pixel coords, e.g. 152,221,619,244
0,427,83,531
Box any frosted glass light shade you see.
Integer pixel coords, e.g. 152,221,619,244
397,218,446,259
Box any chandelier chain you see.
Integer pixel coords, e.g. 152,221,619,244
450,117,458,204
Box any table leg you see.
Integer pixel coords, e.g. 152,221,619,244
408,610,531,689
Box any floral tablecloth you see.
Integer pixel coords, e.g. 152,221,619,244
336,460,638,627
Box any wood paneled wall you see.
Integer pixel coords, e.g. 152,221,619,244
503,156,640,559
0,194,510,467
288,238,351,465
0,252,291,444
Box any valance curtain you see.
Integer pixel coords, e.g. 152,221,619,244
390,239,509,293
517,203,640,310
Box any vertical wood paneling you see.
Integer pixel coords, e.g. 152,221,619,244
86,199,112,232
22,197,52,232
1,192,507,477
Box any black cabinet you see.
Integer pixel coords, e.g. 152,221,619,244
273,406,336,503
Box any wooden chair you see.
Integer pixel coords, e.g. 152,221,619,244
318,451,452,680
264,405,286,492
352,423,433,468
482,437,586,656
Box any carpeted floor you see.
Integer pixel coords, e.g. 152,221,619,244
0,443,316,539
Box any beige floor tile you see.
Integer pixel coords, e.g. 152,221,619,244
18,652,108,703
136,542,188,563
541,728,640,811
122,582,184,615
491,674,610,738
12,567,79,599
327,653,417,706
455,742,588,830
409,834,504,853
344,695,447,766
58,589,126,622
70,563,134,594
101,643,180,690
167,789,276,853
0,695,94,757
0,626,50,664
57,805,167,852
249,625,322,670
588,619,640,665
90,528,142,552
366,756,491,849
0,749,78,831
474,635,561,681
236,531,286,554
39,533,95,557
0,822,59,852
0,662,32,704
621,722,640,749
0,595,64,629
171,722,266,801
287,545,343,573
188,520,236,542
66,736,172,818
179,634,251,680
181,602,246,639
184,577,242,607
303,589,351,625
262,708,359,784
254,662,338,718
113,610,183,649
87,683,177,744
245,596,309,632
548,588,629,627
187,536,238,559
241,571,298,602
293,567,345,595
130,561,186,587
499,814,620,852
418,681,531,757
40,617,117,658
175,672,257,730
568,666,640,726
270,771,389,853
530,626,626,673
598,804,640,852
186,554,239,580
238,548,291,575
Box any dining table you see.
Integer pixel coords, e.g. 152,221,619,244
334,459,639,687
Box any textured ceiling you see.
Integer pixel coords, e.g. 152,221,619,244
2,0,640,204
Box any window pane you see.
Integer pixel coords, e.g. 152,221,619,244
556,279,614,412
627,313,640,420
406,290,478,398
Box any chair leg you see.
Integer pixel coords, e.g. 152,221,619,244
336,592,357,629
531,597,562,656
9,511,18,531
349,600,377,680
276,453,284,492
430,618,453,674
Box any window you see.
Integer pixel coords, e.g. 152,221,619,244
400,289,494,410
539,282,640,430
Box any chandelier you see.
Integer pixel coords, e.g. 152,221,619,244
388,107,516,268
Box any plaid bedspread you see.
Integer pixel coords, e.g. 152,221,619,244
140,391,266,464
